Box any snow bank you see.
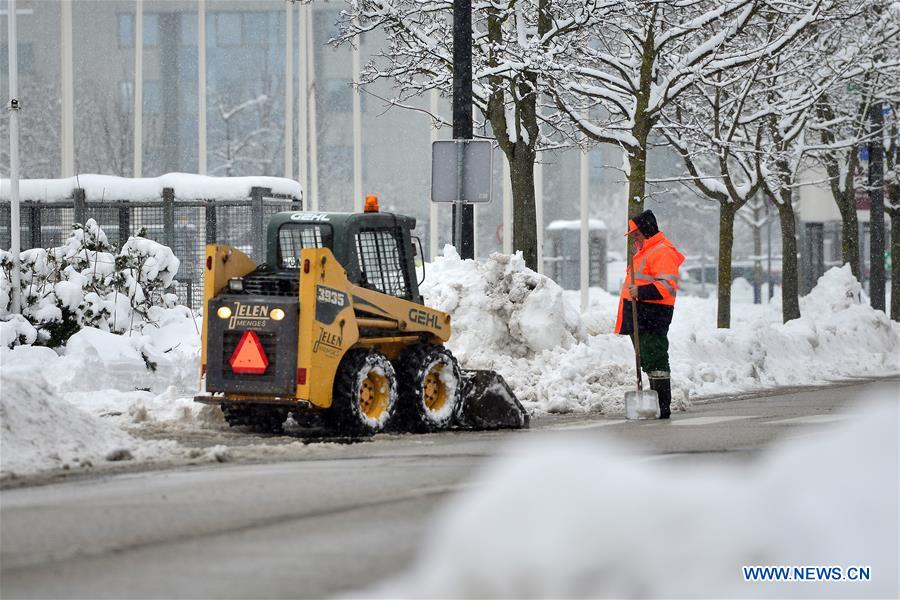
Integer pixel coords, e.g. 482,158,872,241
672,265,898,399
1,304,202,440
0,368,174,478
358,392,899,598
421,246,586,363
424,253,898,415
1,311,205,477
0,173,302,202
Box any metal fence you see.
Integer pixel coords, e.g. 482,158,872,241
1,186,302,310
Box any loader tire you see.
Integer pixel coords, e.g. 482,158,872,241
329,349,398,435
397,344,462,432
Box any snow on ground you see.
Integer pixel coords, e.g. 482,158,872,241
423,248,899,415
1,246,897,477
0,366,177,477
354,390,899,598
0,307,207,478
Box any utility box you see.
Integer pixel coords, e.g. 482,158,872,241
544,220,607,290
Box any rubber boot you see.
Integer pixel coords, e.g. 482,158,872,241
654,378,671,419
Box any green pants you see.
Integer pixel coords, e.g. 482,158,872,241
630,333,670,374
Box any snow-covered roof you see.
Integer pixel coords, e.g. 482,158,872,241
546,219,608,231
0,173,303,202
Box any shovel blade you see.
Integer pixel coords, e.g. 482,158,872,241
625,389,660,420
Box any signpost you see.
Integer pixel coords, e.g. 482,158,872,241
452,0,474,259
431,139,493,254
7,0,22,313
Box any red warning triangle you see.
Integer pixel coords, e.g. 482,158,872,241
229,330,269,375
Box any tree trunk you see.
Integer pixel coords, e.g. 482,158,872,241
776,196,801,322
626,136,648,218
509,147,538,270
623,135,649,273
891,207,899,322
838,199,861,281
717,203,736,328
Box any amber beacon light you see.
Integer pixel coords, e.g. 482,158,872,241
364,195,379,212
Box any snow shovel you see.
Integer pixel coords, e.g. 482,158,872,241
624,257,659,420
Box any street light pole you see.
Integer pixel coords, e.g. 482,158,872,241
452,0,474,259
7,0,22,313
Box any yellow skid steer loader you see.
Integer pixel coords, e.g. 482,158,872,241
195,201,528,435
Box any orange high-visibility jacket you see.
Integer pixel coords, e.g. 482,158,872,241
615,232,685,335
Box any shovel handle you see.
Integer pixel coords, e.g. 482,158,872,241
629,242,642,391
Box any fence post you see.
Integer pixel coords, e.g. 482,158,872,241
29,205,42,249
73,188,86,225
163,187,175,249
205,199,217,244
118,205,131,247
250,187,268,262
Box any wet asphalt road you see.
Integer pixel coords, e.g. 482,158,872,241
2,378,897,599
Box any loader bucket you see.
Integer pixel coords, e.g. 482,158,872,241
456,370,529,430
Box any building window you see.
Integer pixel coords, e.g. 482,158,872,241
242,12,269,45
144,81,161,114
118,13,159,48
119,81,133,113
119,81,161,114
144,14,159,47
314,10,342,42
0,43,33,74
180,12,198,47
324,80,352,113
321,146,353,181
216,13,242,47
118,14,133,48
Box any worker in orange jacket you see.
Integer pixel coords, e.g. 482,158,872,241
616,210,685,418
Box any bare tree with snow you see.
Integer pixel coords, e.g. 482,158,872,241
552,0,823,223
335,0,604,270
658,65,765,328
210,93,274,177
808,1,900,283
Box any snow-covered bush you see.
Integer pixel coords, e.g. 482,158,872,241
0,220,181,348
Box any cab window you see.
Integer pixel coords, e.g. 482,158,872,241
355,228,410,299
278,224,333,269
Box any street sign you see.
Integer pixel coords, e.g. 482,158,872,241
431,140,493,204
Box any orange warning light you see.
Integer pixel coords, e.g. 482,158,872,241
364,195,379,212
229,330,269,375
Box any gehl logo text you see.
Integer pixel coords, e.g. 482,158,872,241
230,303,270,329
409,307,441,330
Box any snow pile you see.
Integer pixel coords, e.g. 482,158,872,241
0,368,174,478
1,219,181,347
424,253,898,414
672,265,898,399
2,311,201,403
359,393,899,598
421,246,586,364
0,173,302,203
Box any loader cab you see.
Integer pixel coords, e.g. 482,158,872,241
266,211,423,304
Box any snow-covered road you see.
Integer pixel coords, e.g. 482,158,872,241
3,378,896,599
